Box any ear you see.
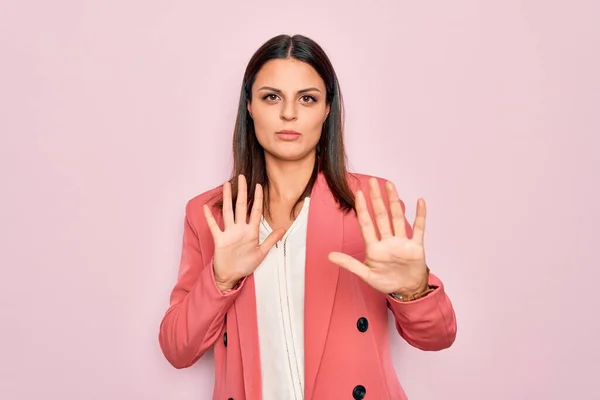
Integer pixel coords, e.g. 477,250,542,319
324,104,330,121
247,100,253,118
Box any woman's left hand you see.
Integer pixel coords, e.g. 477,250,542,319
328,178,429,296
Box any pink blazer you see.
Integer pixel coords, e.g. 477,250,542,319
159,172,457,400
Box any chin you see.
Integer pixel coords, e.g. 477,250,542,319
266,148,315,163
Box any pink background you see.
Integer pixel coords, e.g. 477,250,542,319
1,1,599,399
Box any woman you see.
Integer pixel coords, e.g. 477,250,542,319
159,34,457,400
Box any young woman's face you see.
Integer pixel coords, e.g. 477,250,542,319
248,58,330,163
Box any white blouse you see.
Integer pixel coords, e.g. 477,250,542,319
254,197,311,400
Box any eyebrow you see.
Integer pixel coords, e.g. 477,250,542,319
257,86,322,94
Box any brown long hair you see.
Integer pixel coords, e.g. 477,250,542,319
213,34,355,218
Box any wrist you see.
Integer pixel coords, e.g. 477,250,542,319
389,284,434,302
213,266,240,293
215,280,237,292
214,273,241,291
389,267,432,301
391,280,427,297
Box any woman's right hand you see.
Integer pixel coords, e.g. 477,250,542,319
203,174,285,291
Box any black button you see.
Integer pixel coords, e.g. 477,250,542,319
223,332,228,347
356,317,369,332
353,385,366,399
228,398,233,400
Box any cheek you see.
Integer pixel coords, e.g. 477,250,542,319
302,109,327,132
252,105,277,129
251,108,280,149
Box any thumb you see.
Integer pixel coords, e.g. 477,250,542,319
259,227,286,256
328,251,370,281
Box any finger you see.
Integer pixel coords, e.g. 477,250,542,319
222,181,234,229
412,198,427,244
235,174,248,224
355,190,378,245
369,178,393,239
203,204,222,237
259,227,285,257
385,181,407,238
328,251,371,281
248,183,264,226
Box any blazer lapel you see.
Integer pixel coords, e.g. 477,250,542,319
304,173,344,400
213,172,345,400
234,275,261,400
209,205,262,399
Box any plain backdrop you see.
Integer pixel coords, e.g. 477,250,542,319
1,0,599,399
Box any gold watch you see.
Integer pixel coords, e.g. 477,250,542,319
389,285,436,302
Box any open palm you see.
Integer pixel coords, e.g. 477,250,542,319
328,178,429,296
203,175,284,291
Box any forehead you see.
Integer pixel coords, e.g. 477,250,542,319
253,58,325,90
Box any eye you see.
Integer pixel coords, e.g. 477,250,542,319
262,94,279,102
300,95,317,103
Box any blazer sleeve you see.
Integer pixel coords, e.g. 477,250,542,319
375,177,456,351
158,200,246,368
387,272,457,351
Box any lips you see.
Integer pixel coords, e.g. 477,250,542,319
276,130,300,135
275,130,301,141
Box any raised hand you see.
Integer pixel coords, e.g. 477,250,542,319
203,175,285,291
328,178,429,296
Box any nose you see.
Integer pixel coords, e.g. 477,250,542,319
280,100,297,121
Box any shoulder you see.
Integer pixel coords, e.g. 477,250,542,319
345,171,391,191
345,171,406,208
183,185,223,223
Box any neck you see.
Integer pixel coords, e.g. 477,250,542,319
264,152,316,205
